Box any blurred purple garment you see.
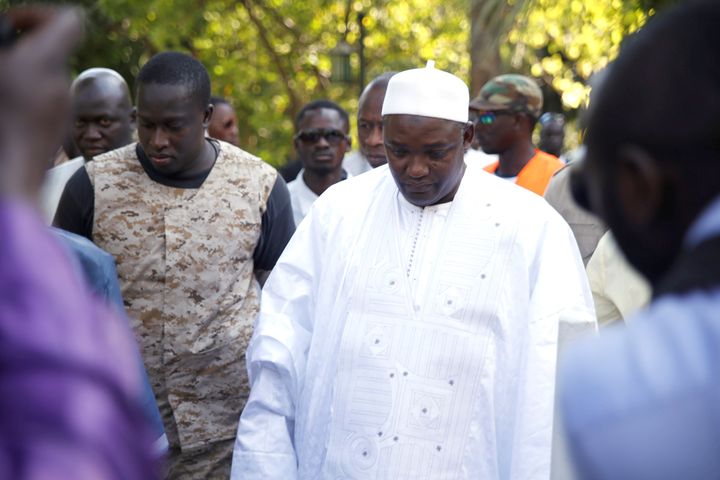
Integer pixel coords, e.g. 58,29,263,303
0,201,157,479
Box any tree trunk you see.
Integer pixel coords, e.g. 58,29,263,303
469,0,529,96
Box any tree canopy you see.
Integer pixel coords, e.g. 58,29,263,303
1,0,679,165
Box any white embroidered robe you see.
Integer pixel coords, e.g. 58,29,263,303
232,163,596,479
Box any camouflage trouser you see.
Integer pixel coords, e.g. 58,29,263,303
156,378,235,479
166,439,234,480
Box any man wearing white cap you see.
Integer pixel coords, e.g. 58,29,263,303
231,61,595,479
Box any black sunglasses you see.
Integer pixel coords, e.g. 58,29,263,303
295,128,349,145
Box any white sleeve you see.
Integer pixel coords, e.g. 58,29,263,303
231,361,299,479
231,206,326,479
511,213,597,479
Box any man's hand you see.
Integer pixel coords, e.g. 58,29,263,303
0,7,84,199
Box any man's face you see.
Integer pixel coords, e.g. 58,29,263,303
72,85,134,161
294,108,349,175
357,85,388,167
137,83,211,177
539,120,565,157
571,141,676,284
208,102,239,146
474,110,518,155
384,114,471,207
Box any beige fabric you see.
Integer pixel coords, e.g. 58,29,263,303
167,439,234,480
87,141,277,454
544,162,606,265
586,231,651,327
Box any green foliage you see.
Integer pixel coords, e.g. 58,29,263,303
505,0,681,114
84,0,469,166
1,0,681,166
504,0,649,112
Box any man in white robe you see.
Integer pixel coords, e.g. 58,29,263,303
232,61,595,479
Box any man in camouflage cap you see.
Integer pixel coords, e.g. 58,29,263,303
471,74,564,195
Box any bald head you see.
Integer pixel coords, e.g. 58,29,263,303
71,68,135,161
357,72,395,168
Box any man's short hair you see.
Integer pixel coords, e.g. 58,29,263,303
295,99,349,132
210,95,231,107
137,52,211,108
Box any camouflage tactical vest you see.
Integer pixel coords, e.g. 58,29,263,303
87,141,277,451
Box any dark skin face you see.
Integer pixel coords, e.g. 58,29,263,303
208,102,239,146
475,109,536,176
72,80,135,161
572,141,686,286
357,84,388,168
538,120,565,157
474,110,519,155
294,108,349,175
384,114,472,207
136,83,215,178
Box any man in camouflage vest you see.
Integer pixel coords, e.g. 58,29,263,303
471,74,564,195
54,51,296,478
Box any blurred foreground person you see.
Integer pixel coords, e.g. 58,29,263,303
562,2,720,478
208,96,239,146
231,61,594,479
0,6,156,479
472,75,564,195
343,73,394,176
55,51,295,478
41,67,135,221
52,131,81,167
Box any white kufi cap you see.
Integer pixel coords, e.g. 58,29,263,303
381,60,469,123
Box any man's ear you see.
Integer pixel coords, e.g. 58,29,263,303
463,121,474,149
202,104,214,128
615,144,665,227
129,106,137,127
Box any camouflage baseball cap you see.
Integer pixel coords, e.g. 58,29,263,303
470,74,543,119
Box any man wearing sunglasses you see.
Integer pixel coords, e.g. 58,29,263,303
471,74,564,195
288,99,351,225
